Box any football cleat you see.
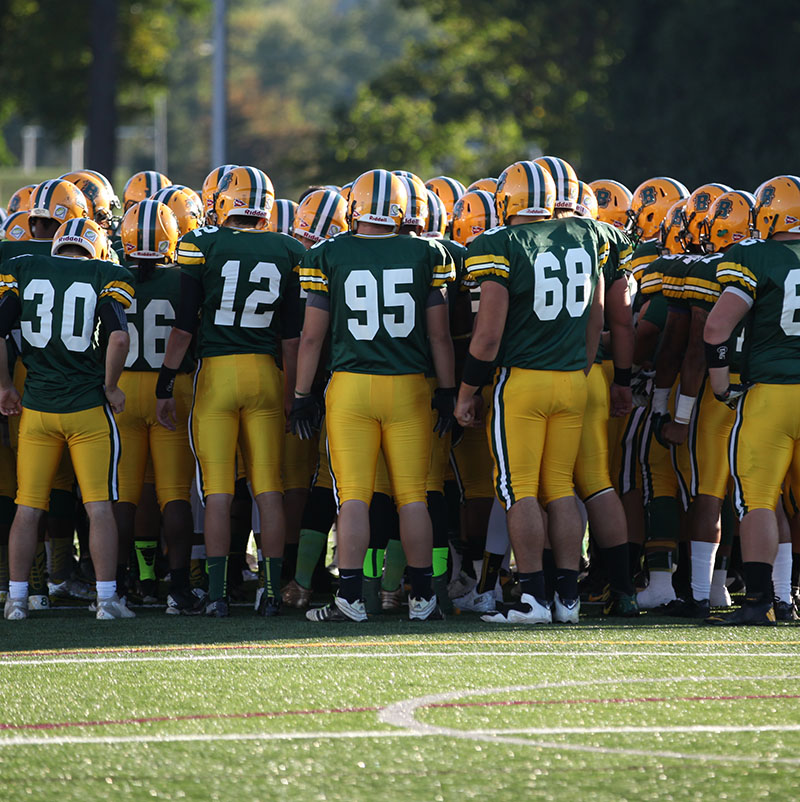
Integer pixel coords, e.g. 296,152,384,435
636,580,676,610
96,595,136,620
408,595,444,621
657,596,710,619
165,588,205,616
257,594,281,617
204,598,230,618
602,590,640,618
452,586,496,614
774,599,799,622
28,594,50,611
481,593,552,624
48,578,95,601
306,596,367,623
552,593,580,624
281,579,312,609
447,570,477,599
4,598,28,620
380,586,403,611
704,598,777,626
138,579,159,605
362,576,382,615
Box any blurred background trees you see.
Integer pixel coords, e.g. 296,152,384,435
1,0,797,199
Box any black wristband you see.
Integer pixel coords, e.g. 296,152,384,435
613,367,632,387
461,353,494,387
704,340,730,369
155,366,178,399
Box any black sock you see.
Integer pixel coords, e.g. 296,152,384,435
169,566,190,594
407,565,433,600
518,571,546,604
338,569,363,603
792,552,800,588
542,549,556,602
627,542,643,578
282,543,298,581
555,568,579,601
600,544,635,596
743,561,773,601
477,552,504,595
116,565,129,598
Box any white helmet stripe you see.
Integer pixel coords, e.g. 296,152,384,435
313,192,337,239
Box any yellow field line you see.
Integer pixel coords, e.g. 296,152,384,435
1,638,798,658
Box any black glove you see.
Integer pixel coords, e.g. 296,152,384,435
289,395,322,440
432,387,457,438
652,411,672,449
714,382,752,410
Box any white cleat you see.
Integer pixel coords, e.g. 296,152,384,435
553,593,580,624
96,594,136,620
709,583,732,608
28,594,50,611
453,587,496,613
408,595,444,621
636,583,677,610
481,593,552,624
49,578,95,601
447,571,477,600
4,598,28,620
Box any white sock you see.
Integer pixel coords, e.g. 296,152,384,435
773,543,792,603
9,580,28,601
449,543,463,578
96,580,116,601
472,559,484,583
648,570,673,593
690,541,718,601
711,568,728,591
485,498,510,554
191,544,206,560
256,549,263,562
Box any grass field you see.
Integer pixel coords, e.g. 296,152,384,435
1,605,799,801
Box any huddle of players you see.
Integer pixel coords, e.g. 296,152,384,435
1,158,798,625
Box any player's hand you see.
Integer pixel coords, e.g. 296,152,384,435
661,420,688,446
432,387,457,437
454,392,479,428
652,412,672,449
0,386,22,417
610,383,633,417
156,397,177,431
289,395,321,440
105,385,125,415
631,368,655,407
714,382,752,410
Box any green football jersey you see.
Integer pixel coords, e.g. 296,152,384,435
630,239,661,287
124,264,194,373
640,290,668,331
177,225,304,358
0,238,52,265
465,217,607,372
598,220,634,285
0,253,134,413
298,231,455,375
717,238,800,384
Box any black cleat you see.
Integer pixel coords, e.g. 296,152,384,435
774,599,799,622
658,596,710,619
165,588,205,616
602,589,640,618
204,598,230,618
257,594,282,617
704,598,776,626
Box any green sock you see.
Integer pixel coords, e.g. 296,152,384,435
363,575,381,615
259,557,283,599
432,546,449,579
207,555,228,601
135,540,158,581
381,539,406,592
295,529,327,589
29,541,47,594
363,547,385,579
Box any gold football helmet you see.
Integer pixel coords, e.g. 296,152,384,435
7,184,37,214
679,183,733,250
700,190,756,253
533,156,579,211
60,171,119,231
120,199,180,260
495,160,555,224
269,199,299,234
575,181,598,219
589,179,632,230
658,199,688,254
292,190,347,245
752,175,800,239
467,177,498,194
2,211,31,241
425,175,466,223
452,190,498,245
394,171,429,230
29,179,89,223
422,190,448,238
51,218,109,260
347,169,407,230
201,164,238,220
122,171,171,211
628,177,689,240
214,166,275,229
150,186,203,236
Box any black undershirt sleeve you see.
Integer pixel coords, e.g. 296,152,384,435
280,280,303,340
305,293,330,312
175,272,203,333
98,300,128,333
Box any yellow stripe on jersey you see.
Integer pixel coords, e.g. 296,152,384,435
100,280,135,309
683,277,721,303
466,266,510,282
631,253,658,282
662,279,684,299
466,253,510,271
639,272,663,295
716,261,758,294
618,245,633,266
0,274,19,297
176,241,205,265
298,267,328,294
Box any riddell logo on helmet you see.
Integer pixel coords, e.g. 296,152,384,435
732,232,744,241
233,198,246,207
786,215,799,224
58,235,90,246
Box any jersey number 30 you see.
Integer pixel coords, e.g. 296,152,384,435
22,279,96,352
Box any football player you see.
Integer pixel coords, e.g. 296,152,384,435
703,175,800,625
0,220,134,620
293,168,456,622
456,160,608,624
157,166,304,618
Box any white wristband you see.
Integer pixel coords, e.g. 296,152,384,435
652,387,670,415
674,394,696,424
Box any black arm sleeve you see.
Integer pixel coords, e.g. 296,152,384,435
98,300,129,333
305,293,330,312
280,280,303,340
0,293,22,338
175,272,203,333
